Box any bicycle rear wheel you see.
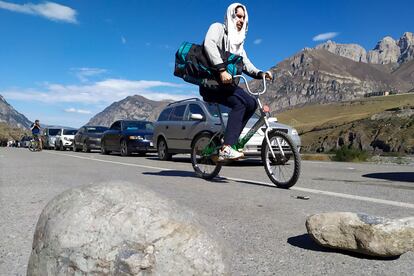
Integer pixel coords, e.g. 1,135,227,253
28,140,37,152
261,131,301,188
191,133,222,180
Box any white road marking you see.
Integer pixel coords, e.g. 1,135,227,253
45,151,414,209
223,176,414,209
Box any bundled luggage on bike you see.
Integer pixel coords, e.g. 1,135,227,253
174,42,243,89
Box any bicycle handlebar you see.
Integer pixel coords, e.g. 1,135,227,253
233,74,268,96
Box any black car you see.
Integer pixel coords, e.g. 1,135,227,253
73,125,109,152
100,120,154,156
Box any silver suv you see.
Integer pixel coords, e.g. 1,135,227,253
153,98,301,161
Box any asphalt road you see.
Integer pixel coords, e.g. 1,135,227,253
1,148,413,275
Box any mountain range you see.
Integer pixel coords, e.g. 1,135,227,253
87,95,171,127
1,32,413,147
249,32,414,113
316,32,414,64
0,95,32,129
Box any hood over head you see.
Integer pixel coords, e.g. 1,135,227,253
224,3,248,55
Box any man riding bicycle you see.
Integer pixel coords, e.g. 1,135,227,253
201,3,272,161
30,119,42,150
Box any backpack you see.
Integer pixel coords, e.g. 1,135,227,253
173,42,243,89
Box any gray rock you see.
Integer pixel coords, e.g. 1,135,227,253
316,40,367,62
398,32,414,63
27,182,228,275
367,36,400,64
306,212,414,257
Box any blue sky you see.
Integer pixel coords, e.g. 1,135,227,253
1,0,413,127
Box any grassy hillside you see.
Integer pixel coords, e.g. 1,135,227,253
275,94,414,154
0,123,29,146
276,93,414,134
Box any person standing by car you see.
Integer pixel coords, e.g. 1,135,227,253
201,3,272,161
30,119,42,150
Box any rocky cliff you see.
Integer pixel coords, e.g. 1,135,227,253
316,32,414,65
316,41,367,62
0,95,32,129
367,36,401,64
87,94,171,126
398,32,414,64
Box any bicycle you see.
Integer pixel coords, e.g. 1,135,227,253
28,137,42,152
190,75,301,188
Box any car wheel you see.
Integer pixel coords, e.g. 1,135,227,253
82,141,90,153
100,141,109,155
73,142,79,152
54,143,59,151
120,140,130,156
60,142,64,151
157,138,172,161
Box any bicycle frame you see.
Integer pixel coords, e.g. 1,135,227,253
201,75,285,160
232,94,279,160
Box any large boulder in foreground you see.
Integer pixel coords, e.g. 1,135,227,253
306,212,414,257
27,182,227,275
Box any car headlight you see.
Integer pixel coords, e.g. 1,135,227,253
63,137,71,141
291,129,298,136
129,136,143,140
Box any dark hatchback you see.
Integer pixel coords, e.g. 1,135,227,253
100,120,154,156
73,125,109,152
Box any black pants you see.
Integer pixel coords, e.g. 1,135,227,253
200,86,257,145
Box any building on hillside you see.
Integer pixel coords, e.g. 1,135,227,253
364,91,394,97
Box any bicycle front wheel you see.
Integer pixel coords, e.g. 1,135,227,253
191,133,222,180
261,131,301,188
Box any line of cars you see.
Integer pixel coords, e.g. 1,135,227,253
26,98,301,159
38,120,156,156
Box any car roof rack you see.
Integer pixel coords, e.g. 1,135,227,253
167,98,201,106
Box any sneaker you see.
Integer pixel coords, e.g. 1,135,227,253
218,145,244,161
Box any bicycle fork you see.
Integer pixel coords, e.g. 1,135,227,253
236,96,283,160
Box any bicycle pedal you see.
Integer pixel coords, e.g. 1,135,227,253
216,159,233,164
211,155,219,163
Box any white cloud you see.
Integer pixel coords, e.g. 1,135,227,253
72,67,107,82
121,36,127,44
64,108,92,114
312,32,339,41
2,78,197,104
0,1,77,23
253,38,262,45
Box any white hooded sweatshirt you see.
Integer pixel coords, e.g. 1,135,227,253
203,3,261,78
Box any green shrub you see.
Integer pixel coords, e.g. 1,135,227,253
332,146,370,162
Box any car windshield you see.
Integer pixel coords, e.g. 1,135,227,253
48,129,60,136
124,121,154,131
63,129,77,135
206,104,231,117
86,127,108,133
